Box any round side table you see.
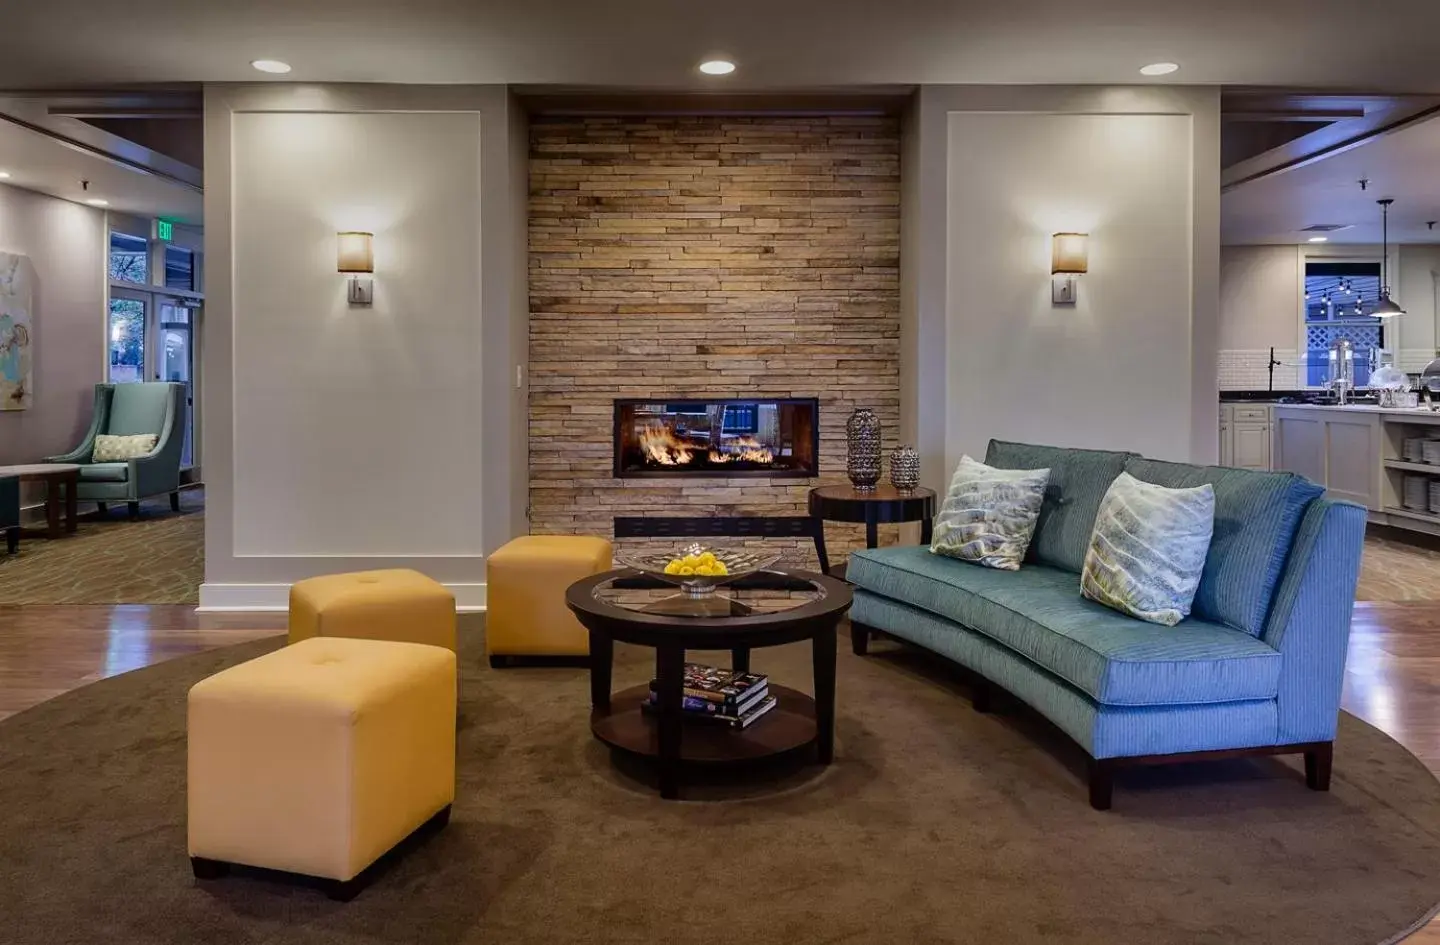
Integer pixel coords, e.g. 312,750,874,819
807,484,937,577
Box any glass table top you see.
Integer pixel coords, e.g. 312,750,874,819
592,571,827,619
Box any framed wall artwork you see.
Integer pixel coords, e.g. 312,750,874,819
0,251,33,410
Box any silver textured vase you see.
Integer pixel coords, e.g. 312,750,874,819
889,445,920,493
846,408,882,491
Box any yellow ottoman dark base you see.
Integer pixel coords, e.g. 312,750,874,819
486,535,612,665
187,637,457,900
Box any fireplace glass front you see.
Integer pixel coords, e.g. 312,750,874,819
613,398,819,478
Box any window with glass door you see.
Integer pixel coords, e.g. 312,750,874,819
159,299,196,467
109,231,149,284
1303,261,1385,387
108,290,148,384
106,223,204,469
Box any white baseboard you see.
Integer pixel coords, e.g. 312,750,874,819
198,582,487,614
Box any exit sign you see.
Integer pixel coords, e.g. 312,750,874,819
155,219,173,241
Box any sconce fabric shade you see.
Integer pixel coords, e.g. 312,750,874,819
1052,233,1089,274
337,232,374,273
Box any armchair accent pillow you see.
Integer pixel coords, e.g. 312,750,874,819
92,433,158,462
930,456,1049,571
1081,472,1215,626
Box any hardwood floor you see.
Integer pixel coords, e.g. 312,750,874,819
1,601,1438,939
0,606,281,722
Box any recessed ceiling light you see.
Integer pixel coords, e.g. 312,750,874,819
699,60,736,76
0,172,10,180
1139,62,1180,76
250,59,292,74
86,198,109,207
1308,236,1329,243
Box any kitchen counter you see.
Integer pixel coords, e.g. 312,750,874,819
1270,402,1438,416
1270,403,1440,535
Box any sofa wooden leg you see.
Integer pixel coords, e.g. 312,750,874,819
96,502,108,516
972,679,993,714
1088,759,1115,811
1305,742,1333,791
190,857,229,880
5,527,16,554
850,621,870,656
127,501,140,521
170,491,181,512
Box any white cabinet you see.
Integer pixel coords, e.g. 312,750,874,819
1232,422,1272,470
1218,404,1271,471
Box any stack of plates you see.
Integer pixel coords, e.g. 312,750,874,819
1404,474,1430,511
1429,481,1440,514
1405,437,1428,462
1424,440,1440,465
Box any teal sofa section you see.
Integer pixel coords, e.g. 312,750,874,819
45,383,187,519
847,440,1365,810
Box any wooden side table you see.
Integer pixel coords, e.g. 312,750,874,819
0,464,80,540
807,484,937,577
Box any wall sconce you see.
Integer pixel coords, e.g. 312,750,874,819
1051,232,1089,305
337,231,374,305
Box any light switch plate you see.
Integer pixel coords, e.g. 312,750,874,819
1052,274,1077,305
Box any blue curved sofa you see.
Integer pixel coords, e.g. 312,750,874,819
847,440,1366,810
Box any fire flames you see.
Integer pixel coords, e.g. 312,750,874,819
640,423,694,466
639,423,774,467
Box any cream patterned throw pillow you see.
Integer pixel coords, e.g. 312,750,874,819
92,433,158,462
930,456,1049,571
1081,471,1215,626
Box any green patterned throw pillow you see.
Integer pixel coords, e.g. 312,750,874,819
92,433,158,462
1081,471,1215,626
931,456,1049,571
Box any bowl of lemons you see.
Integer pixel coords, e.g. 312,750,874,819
618,543,783,597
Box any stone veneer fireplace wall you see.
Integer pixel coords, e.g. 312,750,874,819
528,115,901,565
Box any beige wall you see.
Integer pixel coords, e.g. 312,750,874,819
1397,244,1440,360
229,110,485,557
1220,245,1298,351
0,184,106,466
201,85,529,611
901,86,1221,478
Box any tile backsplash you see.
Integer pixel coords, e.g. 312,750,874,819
1218,349,1298,391
1219,348,1438,390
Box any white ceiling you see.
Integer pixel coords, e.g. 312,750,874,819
1222,112,1440,245
1,0,1439,89
0,117,203,223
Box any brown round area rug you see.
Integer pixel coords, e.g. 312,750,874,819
1,626,1438,945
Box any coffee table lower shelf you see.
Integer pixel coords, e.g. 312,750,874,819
591,683,817,764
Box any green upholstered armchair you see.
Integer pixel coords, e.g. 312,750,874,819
0,473,17,553
45,383,187,520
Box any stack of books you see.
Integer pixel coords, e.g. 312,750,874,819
642,663,777,731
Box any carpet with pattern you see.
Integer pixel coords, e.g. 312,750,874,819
0,489,204,605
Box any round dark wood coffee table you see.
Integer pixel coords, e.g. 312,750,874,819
566,568,852,799
808,484,938,576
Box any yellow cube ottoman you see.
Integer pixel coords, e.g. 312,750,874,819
485,535,612,664
289,568,456,652
187,637,456,899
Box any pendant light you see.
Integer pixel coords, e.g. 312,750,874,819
1373,198,1406,318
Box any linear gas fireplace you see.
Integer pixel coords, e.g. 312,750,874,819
613,398,819,479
